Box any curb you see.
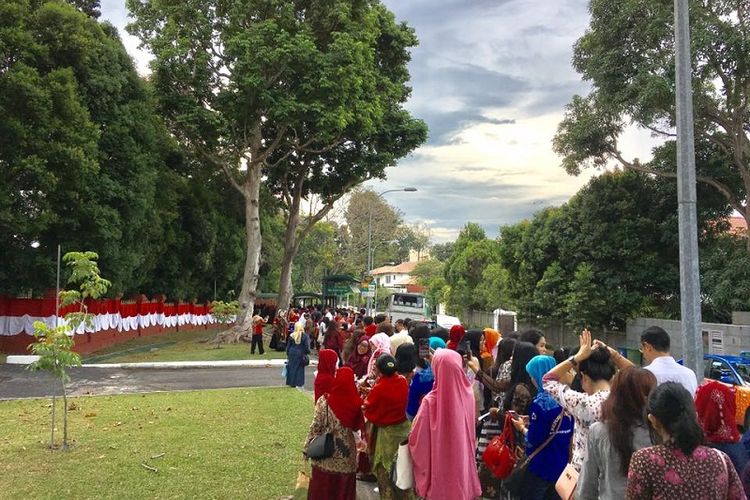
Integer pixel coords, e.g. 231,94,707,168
81,360,318,369
7,356,317,370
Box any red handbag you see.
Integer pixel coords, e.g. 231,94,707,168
482,413,520,479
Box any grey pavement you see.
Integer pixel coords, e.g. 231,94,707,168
0,363,316,399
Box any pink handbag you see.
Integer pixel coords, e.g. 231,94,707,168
555,463,579,500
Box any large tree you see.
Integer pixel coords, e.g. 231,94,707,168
265,4,427,310
553,0,749,245
442,223,503,314
127,0,420,330
335,188,429,279
0,0,181,296
499,170,727,330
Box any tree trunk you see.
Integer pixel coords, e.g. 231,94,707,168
50,393,56,449
61,380,69,451
236,163,263,332
277,198,302,312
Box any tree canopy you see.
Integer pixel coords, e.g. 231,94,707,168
0,0,250,301
554,0,750,237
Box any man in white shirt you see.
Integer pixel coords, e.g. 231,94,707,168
640,326,698,396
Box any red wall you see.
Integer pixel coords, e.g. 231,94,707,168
1,296,214,356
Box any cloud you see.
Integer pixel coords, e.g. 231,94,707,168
100,0,153,74
100,0,610,245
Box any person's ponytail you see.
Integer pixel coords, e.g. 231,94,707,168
666,405,703,455
647,383,704,455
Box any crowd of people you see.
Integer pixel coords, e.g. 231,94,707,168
289,306,750,499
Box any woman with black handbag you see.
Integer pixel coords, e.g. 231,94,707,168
303,367,363,500
506,355,573,499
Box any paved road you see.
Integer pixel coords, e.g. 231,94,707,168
0,364,316,399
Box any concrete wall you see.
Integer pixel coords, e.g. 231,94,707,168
734,312,750,325
513,321,627,352
626,317,750,359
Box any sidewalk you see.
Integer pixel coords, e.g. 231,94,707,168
6,355,317,369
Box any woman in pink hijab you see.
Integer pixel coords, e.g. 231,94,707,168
409,349,481,500
365,333,392,381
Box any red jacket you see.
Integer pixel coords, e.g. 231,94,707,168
363,374,408,426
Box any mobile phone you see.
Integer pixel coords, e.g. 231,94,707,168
418,338,429,358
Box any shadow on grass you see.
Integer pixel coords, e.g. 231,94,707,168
82,328,288,364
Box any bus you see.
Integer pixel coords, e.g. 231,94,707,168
385,292,432,323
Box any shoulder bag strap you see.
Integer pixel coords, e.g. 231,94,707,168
522,408,565,464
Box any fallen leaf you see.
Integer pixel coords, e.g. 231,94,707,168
84,412,97,418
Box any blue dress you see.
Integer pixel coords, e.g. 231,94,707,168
286,333,310,387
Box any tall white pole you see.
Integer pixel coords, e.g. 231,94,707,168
55,244,61,328
674,0,704,382
366,208,373,316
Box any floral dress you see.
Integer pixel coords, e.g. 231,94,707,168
626,445,746,500
543,374,609,471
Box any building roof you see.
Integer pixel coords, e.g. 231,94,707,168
729,216,748,235
370,261,419,276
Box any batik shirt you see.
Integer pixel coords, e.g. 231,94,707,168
626,445,746,500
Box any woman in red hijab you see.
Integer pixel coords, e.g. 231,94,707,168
363,354,411,499
304,367,364,500
447,324,466,351
344,336,371,379
695,380,749,477
314,349,339,402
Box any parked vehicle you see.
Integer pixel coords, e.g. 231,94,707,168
702,354,750,429
385,292,431,323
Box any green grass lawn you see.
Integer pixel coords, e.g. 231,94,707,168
0,387,313,499
83,327,287,364
0,353,6,364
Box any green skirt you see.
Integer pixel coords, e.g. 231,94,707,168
372,420,411,473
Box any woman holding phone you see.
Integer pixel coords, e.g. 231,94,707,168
407,339,436,420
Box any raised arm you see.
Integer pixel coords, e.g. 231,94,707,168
468,356,510,393
546,329,593,382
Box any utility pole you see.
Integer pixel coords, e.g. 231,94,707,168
674,0,704,381
55,244,61,328
366,187,417,316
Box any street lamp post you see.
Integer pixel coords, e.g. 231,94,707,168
366,187,417,316
674,0,704,381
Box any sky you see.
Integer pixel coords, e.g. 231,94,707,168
99,0,660,243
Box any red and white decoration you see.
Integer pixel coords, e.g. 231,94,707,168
0,297,217,336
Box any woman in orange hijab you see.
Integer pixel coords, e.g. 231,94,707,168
481,328,500,368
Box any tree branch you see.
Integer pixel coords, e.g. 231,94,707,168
298,136,345,154
611,151,745,214
253,126,289,166
197,146,246,195
642,123,676,138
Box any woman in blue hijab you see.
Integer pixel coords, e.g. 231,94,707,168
428,337,446,350
508,355,575,500
406,337,446,419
